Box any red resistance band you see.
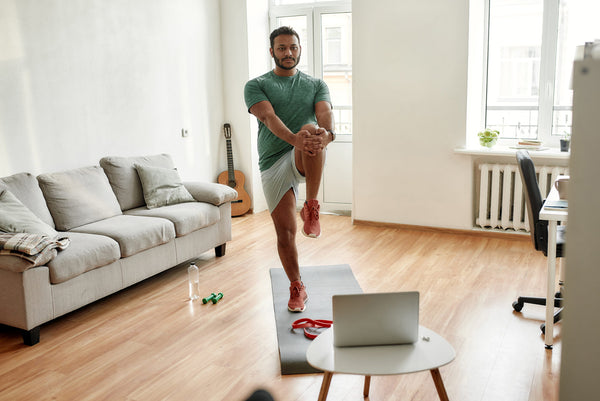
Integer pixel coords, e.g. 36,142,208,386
291,318,333,340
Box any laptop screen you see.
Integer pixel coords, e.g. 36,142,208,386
332,291,419,347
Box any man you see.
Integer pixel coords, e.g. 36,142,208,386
244,26,336,312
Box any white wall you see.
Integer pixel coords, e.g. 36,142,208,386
220,0,270,213
352,0,473,229
0,0,224,182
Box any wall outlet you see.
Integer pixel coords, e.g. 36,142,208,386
181,129,189,137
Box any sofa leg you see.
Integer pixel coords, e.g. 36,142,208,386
22,326,40,346
215,243,226,257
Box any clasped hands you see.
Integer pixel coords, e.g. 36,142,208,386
295,127,329,156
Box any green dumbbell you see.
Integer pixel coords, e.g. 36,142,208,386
202,293,217,304
212,292,224,304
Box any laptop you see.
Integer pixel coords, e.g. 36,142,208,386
332,291,419,347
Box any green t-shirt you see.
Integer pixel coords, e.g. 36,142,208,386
244,70,331,171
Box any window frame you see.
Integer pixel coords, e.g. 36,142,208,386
478,0,566,149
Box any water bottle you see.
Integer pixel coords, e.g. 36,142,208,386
188,262,200,301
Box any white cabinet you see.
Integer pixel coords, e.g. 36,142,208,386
559,57,600,399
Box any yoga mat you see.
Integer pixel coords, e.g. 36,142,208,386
270,264,363,375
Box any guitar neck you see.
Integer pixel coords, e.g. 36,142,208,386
226,139,236,186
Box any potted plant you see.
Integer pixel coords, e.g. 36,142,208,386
560,131,571,152
478,129,500,148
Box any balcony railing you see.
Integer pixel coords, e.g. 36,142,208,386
486,105,572,139
332,105,352,138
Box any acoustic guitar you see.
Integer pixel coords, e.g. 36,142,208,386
217,123,251,216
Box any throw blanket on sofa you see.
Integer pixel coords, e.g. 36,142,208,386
0,233,70,266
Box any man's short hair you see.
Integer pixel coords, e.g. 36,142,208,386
270,26,300,49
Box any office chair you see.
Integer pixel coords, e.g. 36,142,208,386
512,150,565,334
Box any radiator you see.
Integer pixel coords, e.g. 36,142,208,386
476,163,569,232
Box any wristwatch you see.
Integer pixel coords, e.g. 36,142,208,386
327,129,336,142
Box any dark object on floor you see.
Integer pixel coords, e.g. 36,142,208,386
244,389,275,401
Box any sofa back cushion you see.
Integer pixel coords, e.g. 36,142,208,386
100,154,175,211
0,187,59,237
134,164,195,209
37,166,122,231
0,172,56,228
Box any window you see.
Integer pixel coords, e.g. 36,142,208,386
270,1,352,139
325,27,342,64
482,0,600,146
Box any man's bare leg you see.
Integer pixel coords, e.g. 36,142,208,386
296,124,325,238
295,124,325,199
271,188,307,311
271,189,300,282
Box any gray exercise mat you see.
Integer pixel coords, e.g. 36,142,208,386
269,264,363,375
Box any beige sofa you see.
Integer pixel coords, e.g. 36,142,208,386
0,154,236,345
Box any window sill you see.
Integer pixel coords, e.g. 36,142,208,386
455,145,570,160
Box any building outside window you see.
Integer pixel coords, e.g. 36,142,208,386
325,27,342,64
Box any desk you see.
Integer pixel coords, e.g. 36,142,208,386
306,326,455,401
539,185,568,349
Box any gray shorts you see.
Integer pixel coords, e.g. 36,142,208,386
261,149,305,213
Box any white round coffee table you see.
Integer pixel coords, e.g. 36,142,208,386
306,326,455,401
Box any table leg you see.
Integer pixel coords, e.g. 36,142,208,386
363,375,371,397
318,371,333,401
430,368,449,401
545,220,557,349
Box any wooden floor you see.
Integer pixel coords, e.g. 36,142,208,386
0,212,561,401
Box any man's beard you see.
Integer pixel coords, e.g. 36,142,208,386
273,54,301,70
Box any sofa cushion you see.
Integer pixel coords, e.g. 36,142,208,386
100,154,175,211
70,215,175,258
0,172,55,227
0,188,58,237
37,166,122,231
47,232,121,284
184,182,239,206
125,202,220,237
134,164,195,209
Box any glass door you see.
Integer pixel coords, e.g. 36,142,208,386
272,5,353,212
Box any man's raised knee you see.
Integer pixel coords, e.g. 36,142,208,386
300,124,318,135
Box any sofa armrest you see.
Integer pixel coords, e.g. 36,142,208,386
184,182,238,206
0,253,54,273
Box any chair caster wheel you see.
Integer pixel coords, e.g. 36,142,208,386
512,301,524,312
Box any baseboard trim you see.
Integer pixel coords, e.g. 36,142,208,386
352,219,530,241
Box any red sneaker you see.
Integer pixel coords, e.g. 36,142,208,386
300,199,321,238
288,280,308,312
